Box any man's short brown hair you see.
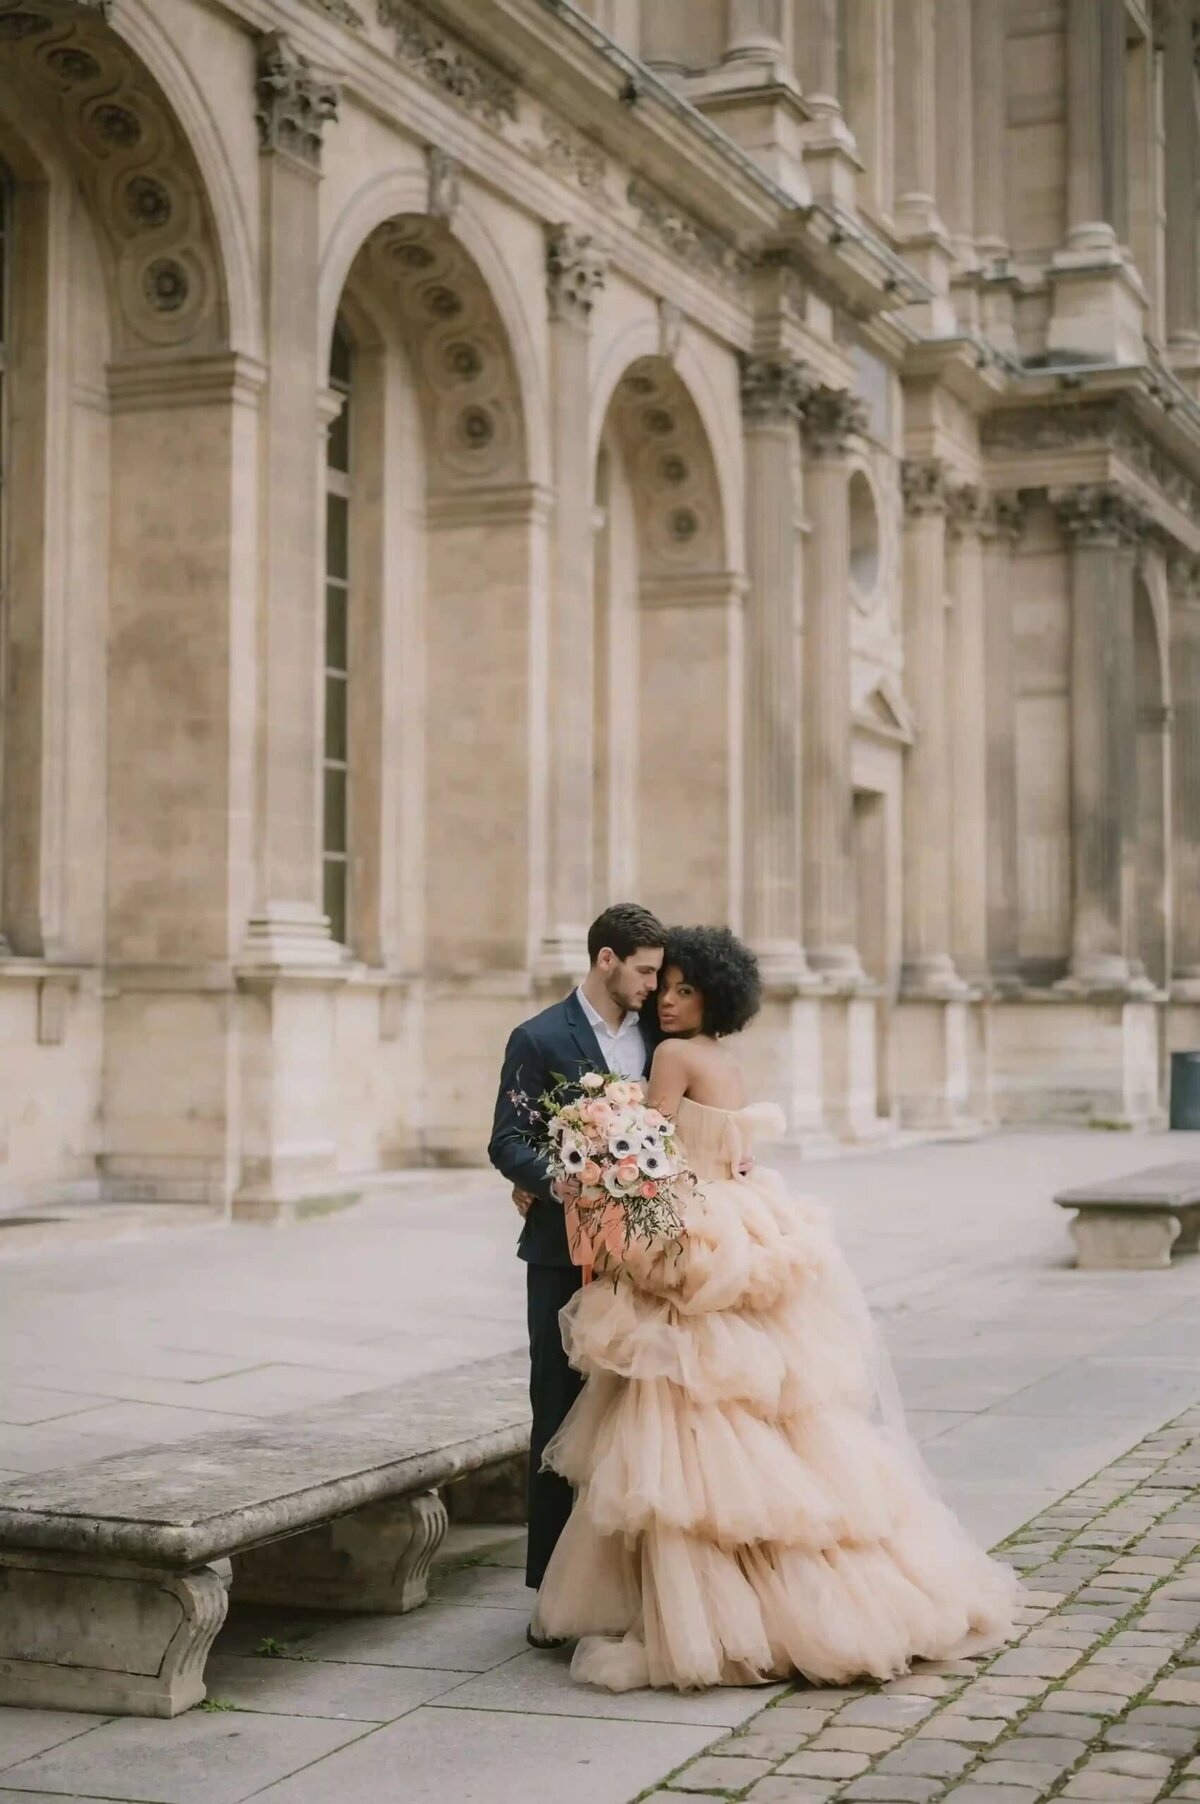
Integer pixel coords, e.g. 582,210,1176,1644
587,903,666,966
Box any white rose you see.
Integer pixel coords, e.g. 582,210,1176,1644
580,1072,605,1092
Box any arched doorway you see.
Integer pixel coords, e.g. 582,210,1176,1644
592,356,736,926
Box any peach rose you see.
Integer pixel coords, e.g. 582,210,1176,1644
580,1160,601,1186
616,1156,640,1185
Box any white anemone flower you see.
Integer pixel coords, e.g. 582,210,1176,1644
602,1163,639,1197
607,1130,638,1159
560,1135,587,1173
637,1147,674,1180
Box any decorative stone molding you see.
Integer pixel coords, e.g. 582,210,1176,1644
255,32,340,169
657,298,684,364
981,491,1027,543
608,360,725,575
801,385,868,457
545,224,606,322
377,1,518,128
739,354,811,425
901,458,951,516
524,113,608,195
303,0,365,25
627,176,751,291
425,145,460,221
945,481,988,537
1054,483,1149,547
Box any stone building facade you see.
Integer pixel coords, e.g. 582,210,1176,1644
1,0,1199,1220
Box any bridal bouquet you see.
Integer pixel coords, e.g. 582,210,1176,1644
520,1071,693,1276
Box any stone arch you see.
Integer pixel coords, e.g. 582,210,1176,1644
0,0,231,353
320,173,548,486
1133,570,1170,988
592,353,739,924
325,209,542,1022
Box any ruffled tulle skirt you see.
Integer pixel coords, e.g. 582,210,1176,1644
536,1167,1019,1692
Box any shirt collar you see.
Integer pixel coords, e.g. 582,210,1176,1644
576,985,640,1037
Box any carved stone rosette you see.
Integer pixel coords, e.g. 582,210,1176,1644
255,32,340,170
901,458,951,517
545,225,607,323
801,385,868,457
738,355,810,426
1054,484,1148,548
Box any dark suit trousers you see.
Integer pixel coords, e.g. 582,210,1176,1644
525,1261,584,1589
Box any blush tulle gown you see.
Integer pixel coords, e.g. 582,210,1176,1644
535,1097,1019,1692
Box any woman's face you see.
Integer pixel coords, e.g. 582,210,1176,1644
657,965,704,1037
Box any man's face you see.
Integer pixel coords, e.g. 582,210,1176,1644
600,946,663,1013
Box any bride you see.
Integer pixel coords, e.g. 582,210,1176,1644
535,924,1018,1693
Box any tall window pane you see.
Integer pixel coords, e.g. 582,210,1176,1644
324,320,352,946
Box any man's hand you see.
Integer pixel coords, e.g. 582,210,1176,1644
511,1186,535,1218
551,1176,581,1205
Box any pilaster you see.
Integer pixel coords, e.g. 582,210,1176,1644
945,482,990,986
1170,556,1200,999
981,494,1025,991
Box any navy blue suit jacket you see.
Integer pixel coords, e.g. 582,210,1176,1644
488,991,657,1267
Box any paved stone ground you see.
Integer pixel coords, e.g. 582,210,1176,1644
2,1130,1200,1800
648,1401,1200,1804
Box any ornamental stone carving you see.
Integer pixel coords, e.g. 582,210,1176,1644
801,385,868,456
377,1,518,128
255,32,340,170
545,225,606,322
627,177,751,290
303,0,365,25
1054,484,1148,547
738,355,811,425
945,481,988,536
901,458,951,516
425,145,460,222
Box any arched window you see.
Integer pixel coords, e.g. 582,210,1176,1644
324,320,352,947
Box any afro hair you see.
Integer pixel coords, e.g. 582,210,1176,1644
662,925,762,1038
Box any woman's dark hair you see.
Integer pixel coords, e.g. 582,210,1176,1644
663,925,762,1037
587,902,667,965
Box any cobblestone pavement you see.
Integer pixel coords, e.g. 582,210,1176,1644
647,1404,1200,1804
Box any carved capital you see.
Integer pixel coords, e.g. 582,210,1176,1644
945,482,988,537
739,355,811,426
255,32,340,170
1169,551,1200,599
545,224,606,323
1054,484,1147,548
986,492,1026,543
901,458,951,517
426,145,460,221
801,385,868,457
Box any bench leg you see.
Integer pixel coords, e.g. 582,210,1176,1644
1175,1208,1200,1255
0,1549,228,1717
1068,1209,1181,1271
232,1490,448,1614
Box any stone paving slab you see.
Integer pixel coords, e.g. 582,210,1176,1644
652,1401,1200,1804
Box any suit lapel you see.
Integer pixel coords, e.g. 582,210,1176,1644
563,990,606,1073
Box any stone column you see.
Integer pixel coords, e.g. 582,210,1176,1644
724,0,788,68
892,0,938,232
981,495,1025,988
537,226,606,975
1162,0,1200,361
945,484,989,984
1062,0,1127,254
900,459,964,995
1171,559,1200,997
793,0,840,105
1055,485,1140,990
971,0,1008,261
243,33,341,969
801,386,867,982
934,0,975,262
739,356,812,982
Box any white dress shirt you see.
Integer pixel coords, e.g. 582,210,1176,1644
576,986,647,1081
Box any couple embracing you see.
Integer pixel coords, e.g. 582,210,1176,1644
489,903,1017,1694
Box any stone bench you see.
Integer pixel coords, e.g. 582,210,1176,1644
1054,1163,1200,1270
0,1348,529,1719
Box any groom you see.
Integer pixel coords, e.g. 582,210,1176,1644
488,902,666,1627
